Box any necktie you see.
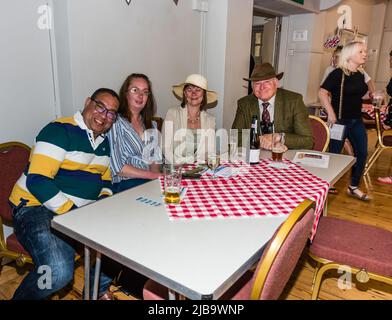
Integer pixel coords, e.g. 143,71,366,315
262,102,271,125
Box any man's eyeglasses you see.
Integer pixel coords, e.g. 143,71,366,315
128,87,150,97
91,98,117,121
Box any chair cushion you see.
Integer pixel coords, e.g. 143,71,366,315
143,271,254,300
383,135,392,146
0,145,30,222
6,233,30,256
310,217,392,276
310,118,328,152
143,279,168,300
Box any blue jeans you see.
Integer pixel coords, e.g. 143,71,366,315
11,205,112,300
329,119,368,187
113,178,150,194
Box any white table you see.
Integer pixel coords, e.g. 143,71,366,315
52,150,355,300
261,150,355,186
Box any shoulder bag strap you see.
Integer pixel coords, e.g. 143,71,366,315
338,70,345,120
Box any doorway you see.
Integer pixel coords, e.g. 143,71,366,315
250,10,282,70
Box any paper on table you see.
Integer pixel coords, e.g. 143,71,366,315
292,152,330,169
329,124,345,141
267,162,291,169
205,165,242,178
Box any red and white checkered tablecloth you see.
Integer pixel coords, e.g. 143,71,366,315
362,104,390,129
160,159,330,241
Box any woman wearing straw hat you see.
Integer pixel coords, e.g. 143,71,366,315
162,74,217,164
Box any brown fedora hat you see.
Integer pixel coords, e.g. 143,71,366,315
243,63,284,82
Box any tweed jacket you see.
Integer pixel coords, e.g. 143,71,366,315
231,88,313,149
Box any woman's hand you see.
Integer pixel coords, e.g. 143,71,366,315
327,112,337,126
148,171,163,179
319,88,337,126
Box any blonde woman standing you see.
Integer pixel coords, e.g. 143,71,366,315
319,41,370,201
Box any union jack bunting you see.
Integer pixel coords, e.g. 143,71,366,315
323,34,341,49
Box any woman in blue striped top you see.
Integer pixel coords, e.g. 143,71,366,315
108,74,162,193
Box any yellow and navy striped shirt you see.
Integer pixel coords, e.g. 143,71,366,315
9,112,113,215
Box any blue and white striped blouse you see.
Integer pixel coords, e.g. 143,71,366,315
107,115,162,184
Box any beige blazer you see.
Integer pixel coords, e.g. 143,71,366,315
162,106,216,164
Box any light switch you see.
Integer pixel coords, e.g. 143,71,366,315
293,30,308,42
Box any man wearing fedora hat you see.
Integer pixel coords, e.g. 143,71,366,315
232,63,313,150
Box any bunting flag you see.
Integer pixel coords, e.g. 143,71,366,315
125,0,179,5
323,34,341,49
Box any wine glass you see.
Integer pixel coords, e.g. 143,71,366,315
372,90,384,109
207,154,220,179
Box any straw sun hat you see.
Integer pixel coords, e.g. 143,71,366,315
172,74,218,105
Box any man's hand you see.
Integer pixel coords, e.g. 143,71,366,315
260,134,288,152
260,134,273,150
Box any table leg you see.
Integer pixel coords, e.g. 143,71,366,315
323,198,328,216
84,246,90,300
92,252,102,300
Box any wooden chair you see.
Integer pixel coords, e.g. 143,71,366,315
308,115,330,152
363,107,392,175
308,216,392,300
0,141,33,267
143,199,315,300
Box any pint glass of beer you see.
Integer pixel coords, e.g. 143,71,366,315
271,133,285,162
164,164,182,204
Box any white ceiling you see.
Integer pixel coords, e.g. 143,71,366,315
253,0,344,16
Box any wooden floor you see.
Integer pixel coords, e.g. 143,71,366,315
1,131,391,300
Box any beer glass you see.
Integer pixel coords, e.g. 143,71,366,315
271,133,285,162
164,164,182,204
207,153,220,179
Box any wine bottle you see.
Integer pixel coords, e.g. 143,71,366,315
249,115,260,165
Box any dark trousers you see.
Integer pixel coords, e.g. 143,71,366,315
329,119,368,187
12,205,112,299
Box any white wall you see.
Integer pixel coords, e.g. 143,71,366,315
319,0,387,87
53,0,252,130
52,0,74,117
281,13,325,104
56,0,202,118
0,0,58,145
375,0,392,90
279,0,388,104
222,0,253,130
204,0,253,130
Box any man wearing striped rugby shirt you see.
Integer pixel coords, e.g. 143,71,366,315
9,88,119,299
